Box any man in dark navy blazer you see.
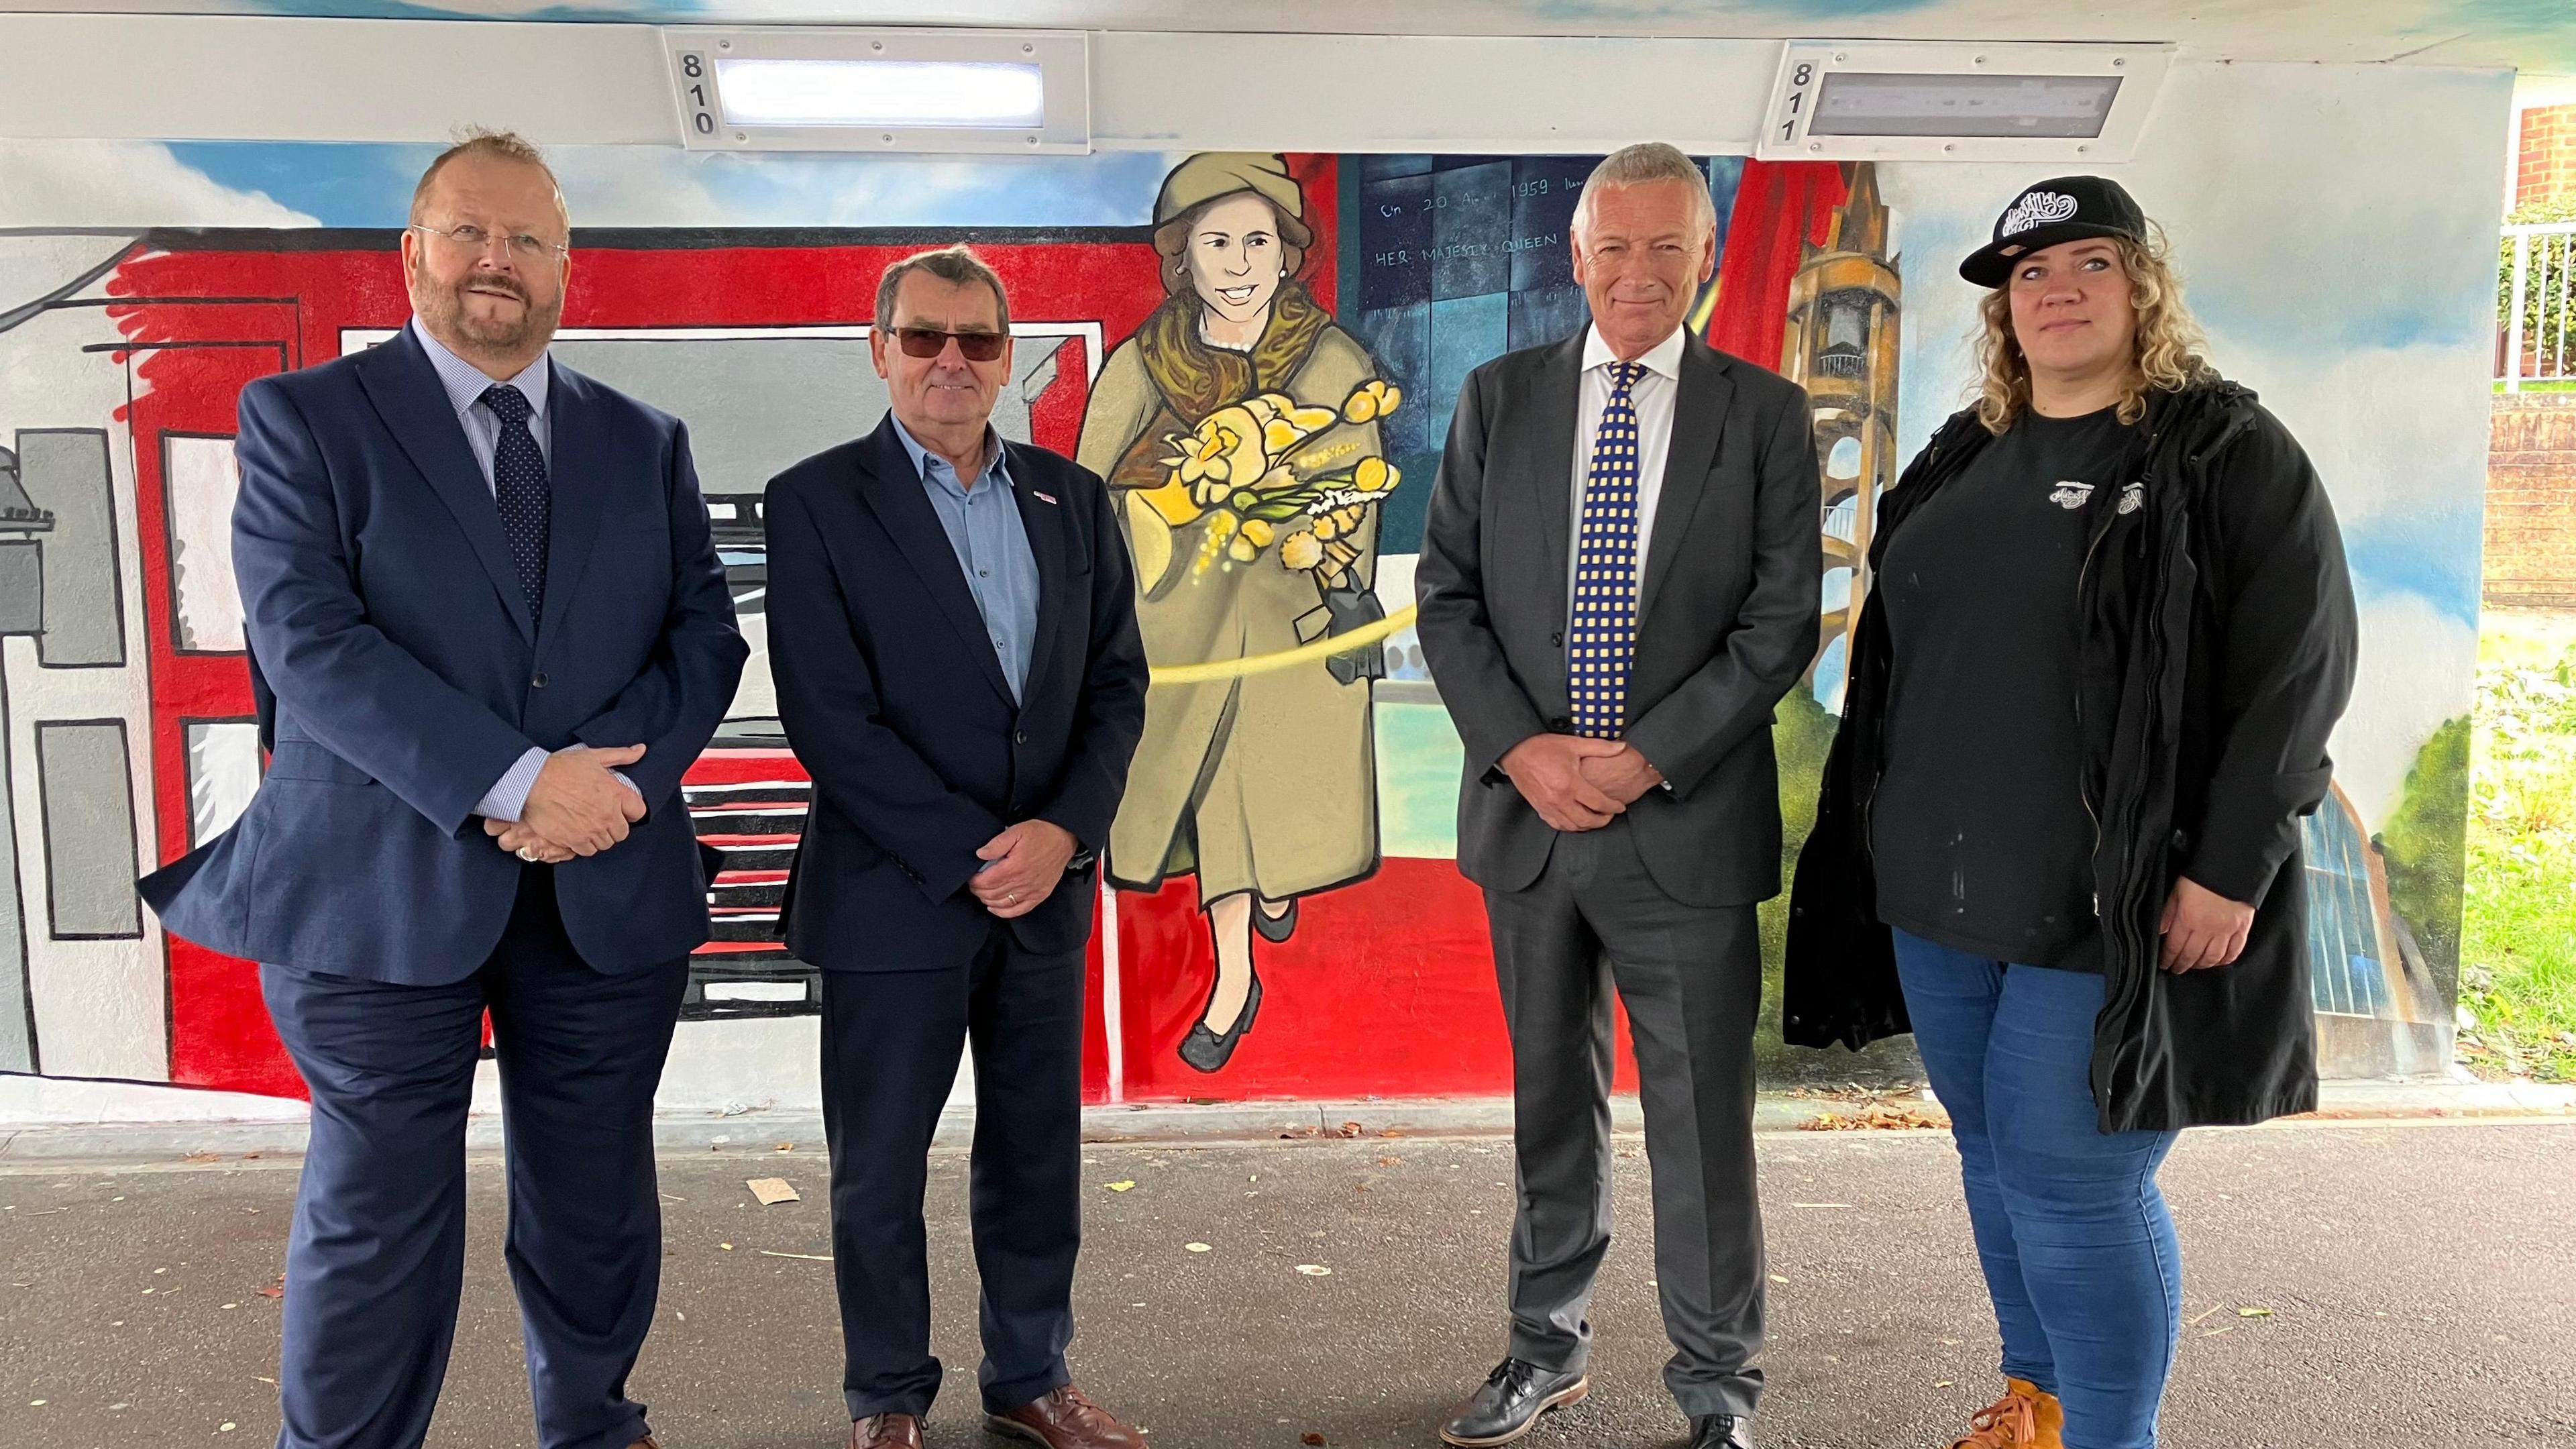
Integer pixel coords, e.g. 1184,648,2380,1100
763,246,1147,1449
139,132,745,1449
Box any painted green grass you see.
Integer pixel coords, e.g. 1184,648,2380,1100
2460,610,2576,1082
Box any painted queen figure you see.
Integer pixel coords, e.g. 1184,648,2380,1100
1078,153,1398,1073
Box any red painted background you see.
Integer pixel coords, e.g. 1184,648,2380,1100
116,155,1837,1104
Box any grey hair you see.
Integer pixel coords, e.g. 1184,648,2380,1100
409,128,568,231
873,244,1013,335
1573,142,1717,237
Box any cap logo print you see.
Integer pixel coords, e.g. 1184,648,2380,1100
2001,191,2080,237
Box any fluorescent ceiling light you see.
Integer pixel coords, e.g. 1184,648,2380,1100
1807,72,2123,139
715,58,1046,129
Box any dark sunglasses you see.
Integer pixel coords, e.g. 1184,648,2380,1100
890,326,1008,362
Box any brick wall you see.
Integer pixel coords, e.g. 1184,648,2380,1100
2488,395,2576,608
2520,105,2576,207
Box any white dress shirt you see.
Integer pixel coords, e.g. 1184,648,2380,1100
1566,321,1687,610
413,317,553,485
411,321,635,825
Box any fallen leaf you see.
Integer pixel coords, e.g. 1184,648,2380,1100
1334,1122,1363,1138
773,1142,794,1152
1303,1435,1327,1446
180,1151,221,1165
1185,1242,1213,1253
1104,1181,1137,1193
2237,1307,2273,1318
1295,1265,1332,1277
256,1275,285,1300
1377,1157,1403,1167
746,1178,800,1206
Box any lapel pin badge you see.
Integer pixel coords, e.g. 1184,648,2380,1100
1032,490,1059,505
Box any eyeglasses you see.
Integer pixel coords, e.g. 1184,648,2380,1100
409,223,569,263
890,326,1008,362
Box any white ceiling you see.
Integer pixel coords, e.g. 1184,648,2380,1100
0,0,2563,72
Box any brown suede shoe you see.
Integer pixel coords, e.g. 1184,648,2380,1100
627,1438,660,1449
851,1413,924,1449
985,1385,1144,1448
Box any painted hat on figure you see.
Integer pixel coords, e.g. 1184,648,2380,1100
1959,175,2148,287
1152,152,1313,246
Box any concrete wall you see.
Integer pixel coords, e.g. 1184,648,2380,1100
0,29,2508,1118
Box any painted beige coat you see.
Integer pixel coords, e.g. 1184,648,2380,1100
1079,325,1384,903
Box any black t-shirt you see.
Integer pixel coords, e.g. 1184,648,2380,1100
1870,405,2137,971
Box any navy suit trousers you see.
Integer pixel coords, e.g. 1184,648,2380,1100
261,866,688,1449
820,926,1086,1421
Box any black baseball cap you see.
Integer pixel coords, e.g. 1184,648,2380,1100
1959,175,2147,288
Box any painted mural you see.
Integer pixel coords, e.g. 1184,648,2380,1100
0,72,2491,1108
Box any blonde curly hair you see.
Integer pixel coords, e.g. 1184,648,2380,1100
1973,227,2214,433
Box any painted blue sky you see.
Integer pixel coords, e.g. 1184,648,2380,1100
167,142,1177,229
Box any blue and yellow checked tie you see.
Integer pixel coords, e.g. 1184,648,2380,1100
1568,360,1644,739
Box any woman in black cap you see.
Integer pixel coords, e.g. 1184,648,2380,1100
1784,177,2358,1449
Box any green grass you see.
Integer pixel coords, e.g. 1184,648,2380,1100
2460,610,2576,1082
2492,379,2576,394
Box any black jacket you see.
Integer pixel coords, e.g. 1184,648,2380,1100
764,415,1148,971
1784,380,2359,1132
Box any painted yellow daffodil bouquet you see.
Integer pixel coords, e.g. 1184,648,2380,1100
1136,379,1403,584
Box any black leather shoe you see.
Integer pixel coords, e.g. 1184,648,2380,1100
1438,1358,1589,1447
1686,1413,1753,1448
1177,968,1262,1073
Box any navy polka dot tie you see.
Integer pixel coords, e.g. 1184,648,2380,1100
480,383,549,622
1568,362,1644,739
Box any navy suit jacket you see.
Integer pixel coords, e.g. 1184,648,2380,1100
764,414,1147,972
139,326,748,984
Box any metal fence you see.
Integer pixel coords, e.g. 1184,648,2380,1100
2500,221,2576,389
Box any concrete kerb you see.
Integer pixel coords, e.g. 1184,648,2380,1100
5,1077,2573,1166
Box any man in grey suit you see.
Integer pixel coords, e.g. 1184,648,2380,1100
1415,143,1821,1449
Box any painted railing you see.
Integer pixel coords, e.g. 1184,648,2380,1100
2500,221,2576,389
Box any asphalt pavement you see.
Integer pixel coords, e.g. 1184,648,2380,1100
3,1120,2569,1448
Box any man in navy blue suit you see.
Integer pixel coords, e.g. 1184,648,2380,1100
763,246,1147,1449
139,131,745,1449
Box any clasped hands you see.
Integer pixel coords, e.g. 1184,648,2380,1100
970,819,1079,920
1499,733,1663,833
484,744,648,863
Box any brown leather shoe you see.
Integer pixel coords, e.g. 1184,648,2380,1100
627,1438,661,1449
851,1413,923,1449
985,1385,1144,1448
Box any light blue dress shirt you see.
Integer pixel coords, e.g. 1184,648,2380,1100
412,321,635,825
891,417,1041,704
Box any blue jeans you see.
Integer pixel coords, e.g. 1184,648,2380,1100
1892,930,2183,1449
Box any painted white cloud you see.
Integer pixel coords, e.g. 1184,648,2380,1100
551,144,1177,229
1882,59,2509,460
0,140,316,228
2331,592,2477,832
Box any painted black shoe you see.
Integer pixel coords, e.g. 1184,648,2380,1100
1438,1358,1589,1447
1252,896,1299,943
1177,968,1262,1073
1686,1413,1753,1448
